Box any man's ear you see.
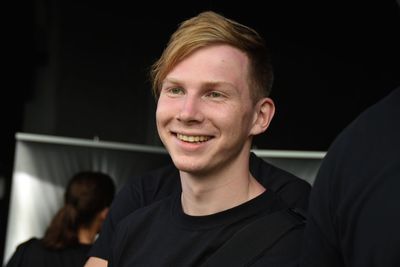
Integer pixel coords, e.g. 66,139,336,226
250,97,275,135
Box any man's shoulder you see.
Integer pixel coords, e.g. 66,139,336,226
250,152,311,189
116,162,180,208
250,152,311,210
115,192,176,232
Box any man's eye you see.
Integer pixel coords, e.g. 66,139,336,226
208,91,222,98
169,87,184,95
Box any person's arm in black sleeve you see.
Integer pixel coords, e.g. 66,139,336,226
85,164,179,267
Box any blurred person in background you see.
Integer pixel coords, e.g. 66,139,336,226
300,86,400,266
6,171,115,267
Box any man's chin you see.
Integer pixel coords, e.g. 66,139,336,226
173,158,208,176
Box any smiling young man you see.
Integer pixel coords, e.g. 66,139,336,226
85,11,309,267
156,41,275,214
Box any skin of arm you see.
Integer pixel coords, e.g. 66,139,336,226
84,256,107,267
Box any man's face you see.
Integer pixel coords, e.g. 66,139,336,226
156,44,259,175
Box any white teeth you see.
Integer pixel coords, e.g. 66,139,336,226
177,133,210,143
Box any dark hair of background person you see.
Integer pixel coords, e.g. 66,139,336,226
41,171,115,250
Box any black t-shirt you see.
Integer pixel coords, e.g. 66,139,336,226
89,152,311,261
6,238,91,267
109,189,304,267
300,87,400,266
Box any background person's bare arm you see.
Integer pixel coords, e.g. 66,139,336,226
84,256,108,267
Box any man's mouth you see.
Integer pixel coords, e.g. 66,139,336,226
176,133,211,143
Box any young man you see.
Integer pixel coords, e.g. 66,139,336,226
86,11,310,266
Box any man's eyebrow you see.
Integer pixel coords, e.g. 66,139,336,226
161,79,181,88
162,78,181,86
162,78,236,90
202,81,226,87
198,81,235,88
201,81,238,92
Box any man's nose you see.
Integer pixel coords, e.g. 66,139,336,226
177,95,205,123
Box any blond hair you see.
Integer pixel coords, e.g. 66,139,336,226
150,11,274,103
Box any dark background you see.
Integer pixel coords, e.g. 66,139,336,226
1,0,399,264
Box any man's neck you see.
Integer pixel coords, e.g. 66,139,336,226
179,154,265,216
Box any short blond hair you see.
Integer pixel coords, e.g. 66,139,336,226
150,11,274,103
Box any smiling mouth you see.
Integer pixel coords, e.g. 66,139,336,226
176,133,212,143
